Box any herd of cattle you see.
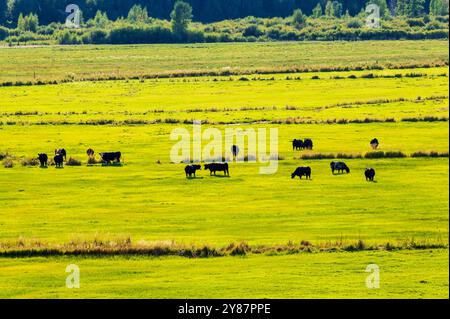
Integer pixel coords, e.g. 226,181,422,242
184,138,378,182
37,149,122,167
34,137,379,182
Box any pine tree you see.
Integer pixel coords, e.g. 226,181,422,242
127,4,149,23
430,0,445,15
171,1,193,37
409,0,425,17
17,13,25,30
291,9,306,29
312,3,323,18
396,0,408,15
325,1,335,17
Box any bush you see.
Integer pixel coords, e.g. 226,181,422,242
407,18,425,27
57,30,81,45
3,158,14,168
109,25,174,44
66,157,82,166
82,29,109,44
301,153,335,160
364,151,385,159
243,24,263,37
21,157,39,166
411,151,449,158
385,151,407,158
347,19,363,29
365,151,407,158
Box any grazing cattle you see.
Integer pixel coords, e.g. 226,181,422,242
99,152,121,164
55,149,67,160
38,153,48,167
370,138,379,150
185,165,201,178
86,148,95,157
232,145,239,158
292,139,304,150
291,166,311,179
204,163,229,176
330,161,350,174
54,154,64,168
365,168,376,181
303,138,313,150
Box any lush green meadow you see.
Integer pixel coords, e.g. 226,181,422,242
0,40,448,84
0,250,448,299
0,41,448,298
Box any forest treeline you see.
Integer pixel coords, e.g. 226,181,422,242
1,0,448,25
0,0,448,45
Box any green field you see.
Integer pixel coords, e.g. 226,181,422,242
0,41,448,299
0,40,448,84
0,250,448,299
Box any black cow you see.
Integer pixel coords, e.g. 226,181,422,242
292,139,304,150
232,145,239,158
38,153,48,167
304,138,313,150
370,138,379,150
291,166,311,179
204,163,229,176
55,149,67,160
86,148,95,157
365,168,376,181
185,165,201,178
330,161,350,174
99,152,121,164
54,154,64,168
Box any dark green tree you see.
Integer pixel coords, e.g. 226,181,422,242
170,1,193,36
312,3,323,18
291,8,306,28
127,4,149,23
409,0,426,17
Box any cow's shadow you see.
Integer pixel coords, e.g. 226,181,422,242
39,166,48,169
209,174,230,178
186,176,204,180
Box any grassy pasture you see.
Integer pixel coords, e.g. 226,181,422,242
0,41,448,298
0,40,448,84
0,67,448,125
0,250,448,298
0,124,448,246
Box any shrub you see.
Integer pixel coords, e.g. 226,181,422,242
407,18,425,27
301,153,335,160
82,29,109,44
57,30,81,45
243,25,263,37
411,151,449,158
109,25,174,44
21,157,39,166
66,157,82,166
336,153,362,159
365,151,385,159
226,242,251,256
87,157,101,165
385,151,407,158
347,19,363,29
3,158,14,168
